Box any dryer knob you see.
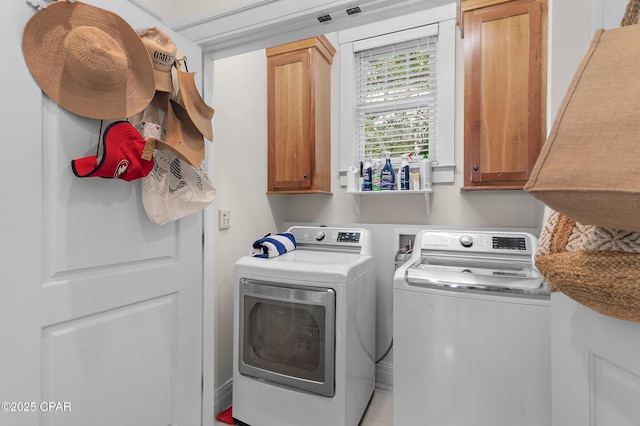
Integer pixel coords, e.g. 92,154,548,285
460,235,474,248
315,231,325,241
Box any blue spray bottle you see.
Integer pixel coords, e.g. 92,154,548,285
380,151,395,190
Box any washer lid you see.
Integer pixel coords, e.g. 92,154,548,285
405,255,547,295
234,250,374,284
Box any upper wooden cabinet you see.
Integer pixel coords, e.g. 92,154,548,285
460,0,547,190
266,36,335,194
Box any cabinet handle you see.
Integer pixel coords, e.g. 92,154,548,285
473,165,478,171
303,174,308,179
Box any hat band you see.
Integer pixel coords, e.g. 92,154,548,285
151,49,175,72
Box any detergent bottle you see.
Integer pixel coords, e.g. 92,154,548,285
372,159,382,191
419,154,433,190
399,154,410,190
380,151,395,191
362,159,373,191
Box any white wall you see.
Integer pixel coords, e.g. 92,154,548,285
211,48,289,397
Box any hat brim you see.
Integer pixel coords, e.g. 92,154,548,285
22,1,155,119
176,68,214,141
153,93,205,167
154,68,174,93
71,121,153,181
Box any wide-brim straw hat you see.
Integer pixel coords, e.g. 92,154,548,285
22,0,155,120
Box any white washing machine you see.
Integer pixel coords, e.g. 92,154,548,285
393,230,551,426
232,226,376,426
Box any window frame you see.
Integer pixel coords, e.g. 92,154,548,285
338,3,456,183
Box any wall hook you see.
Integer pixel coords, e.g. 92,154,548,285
26,0,74,13
177,57,189,72
25,0,43,12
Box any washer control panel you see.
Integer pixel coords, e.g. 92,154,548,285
419,231,534,256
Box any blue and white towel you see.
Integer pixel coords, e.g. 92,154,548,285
251,232,297,258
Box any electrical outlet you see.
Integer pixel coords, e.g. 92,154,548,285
218,210,231,229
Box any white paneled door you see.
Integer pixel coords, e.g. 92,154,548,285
1,1,204,426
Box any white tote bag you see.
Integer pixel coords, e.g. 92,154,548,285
141,147,216,225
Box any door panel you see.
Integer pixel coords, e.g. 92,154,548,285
591,354,640,425
552,293,640,426
43,100,176,276
1,2,203,426
41,295,177,426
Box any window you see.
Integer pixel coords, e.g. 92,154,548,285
355,31,438,161
339,5,456,183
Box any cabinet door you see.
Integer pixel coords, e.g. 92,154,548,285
463,0,542,189
267,49,313,191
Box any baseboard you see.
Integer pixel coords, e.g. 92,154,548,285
376,361,393,387
214,378,233,418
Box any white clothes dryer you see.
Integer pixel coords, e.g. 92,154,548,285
233,226,376,426
393,230,551,426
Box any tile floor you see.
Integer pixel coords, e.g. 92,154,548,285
359,383,394,426
215,383,393,426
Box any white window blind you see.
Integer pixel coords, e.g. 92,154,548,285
354,35,438,163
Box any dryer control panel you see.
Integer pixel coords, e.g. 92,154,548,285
287,226,372,255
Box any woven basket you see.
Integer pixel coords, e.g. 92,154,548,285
536,211,640,322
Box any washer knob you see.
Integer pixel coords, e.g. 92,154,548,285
315,231,325,241
459,235,474,248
